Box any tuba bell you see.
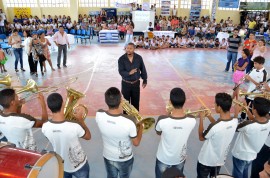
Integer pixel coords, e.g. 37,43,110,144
64,87,88,121
0,74,11,87
121,99,155,133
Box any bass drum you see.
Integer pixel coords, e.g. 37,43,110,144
217,174,234,178
0,142,63,178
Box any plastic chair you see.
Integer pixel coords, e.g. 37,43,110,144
64,29,68,34
81,30,91,44
0,43,12,55
75,29,82,43
70,29,76,35
0,34,7,42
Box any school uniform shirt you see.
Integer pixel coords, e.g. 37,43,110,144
198,118,238,166
42,120,87,173
265,134,270,147
155,115,196,165
232,120,270,161
0,112,36,149
144,41,149,47
95,109,137,162
247,68,268,100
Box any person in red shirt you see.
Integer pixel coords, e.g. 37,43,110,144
243,32,257,73
117,23,126,40
171,16,179,30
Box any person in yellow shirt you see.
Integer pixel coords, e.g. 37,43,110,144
247,18,256,39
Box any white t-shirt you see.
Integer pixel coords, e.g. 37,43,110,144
155,115,196,165
247,68,268,99
265,134,270,147
172,9,177,16
42,120,87,173
198,118,238,166
95,109,137,162
232,120,270,161
0,112,36,149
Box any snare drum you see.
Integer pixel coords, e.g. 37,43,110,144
0,142,63,178
216,174,234,178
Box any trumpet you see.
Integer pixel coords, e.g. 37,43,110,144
166,103,211,117
233,99,250,113
239,90,270,100
122,99,155,133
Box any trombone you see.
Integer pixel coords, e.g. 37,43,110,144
18,77,78,102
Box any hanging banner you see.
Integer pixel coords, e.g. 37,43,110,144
115,2,135,8
14,8,31,17
189,0,201,20
211,0,217,20
219,0,240,8
142,2,150,11
161,0,171,16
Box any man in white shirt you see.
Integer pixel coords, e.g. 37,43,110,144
0,88,48,150
240,56,268,121
96,87,143,178
232,97,270,178
172,5,177,17
197,93,238,178
53,26,70,69
42,93,91,178
146,22,153,31
155,88,196,178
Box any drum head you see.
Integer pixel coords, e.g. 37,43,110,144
28,153,63,178
216,174,234,178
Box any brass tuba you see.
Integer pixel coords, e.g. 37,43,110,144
0,74,11,87
64,87,88,121
121,99,155,133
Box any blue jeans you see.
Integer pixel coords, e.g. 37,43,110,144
64,161,90,178
225,51,238,71
125,34,133,47
155,158,185,178
232,156,252,178
13,48,23,70
104,157,134,178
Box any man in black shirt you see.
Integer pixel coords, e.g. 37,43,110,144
118,43,148,111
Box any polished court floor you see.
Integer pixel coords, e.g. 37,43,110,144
2,38,270,177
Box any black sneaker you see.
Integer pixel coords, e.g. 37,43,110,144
63,65,67,68
57,65,61,69
21,68,26,72
15,69,19,72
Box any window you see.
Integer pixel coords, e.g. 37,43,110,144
180,0,191,9
150,0,161,8
79,0,108,7
111,0,142,7
218,0,270,11
6,0,37,7
201,0,210,9
170,0,179,8
39,0,70,7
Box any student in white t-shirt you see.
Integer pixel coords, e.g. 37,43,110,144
95,87,143,178
0,88,48,150
42,93,91,178
232,97,270,178
155,88,196,178
197,93,238,178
